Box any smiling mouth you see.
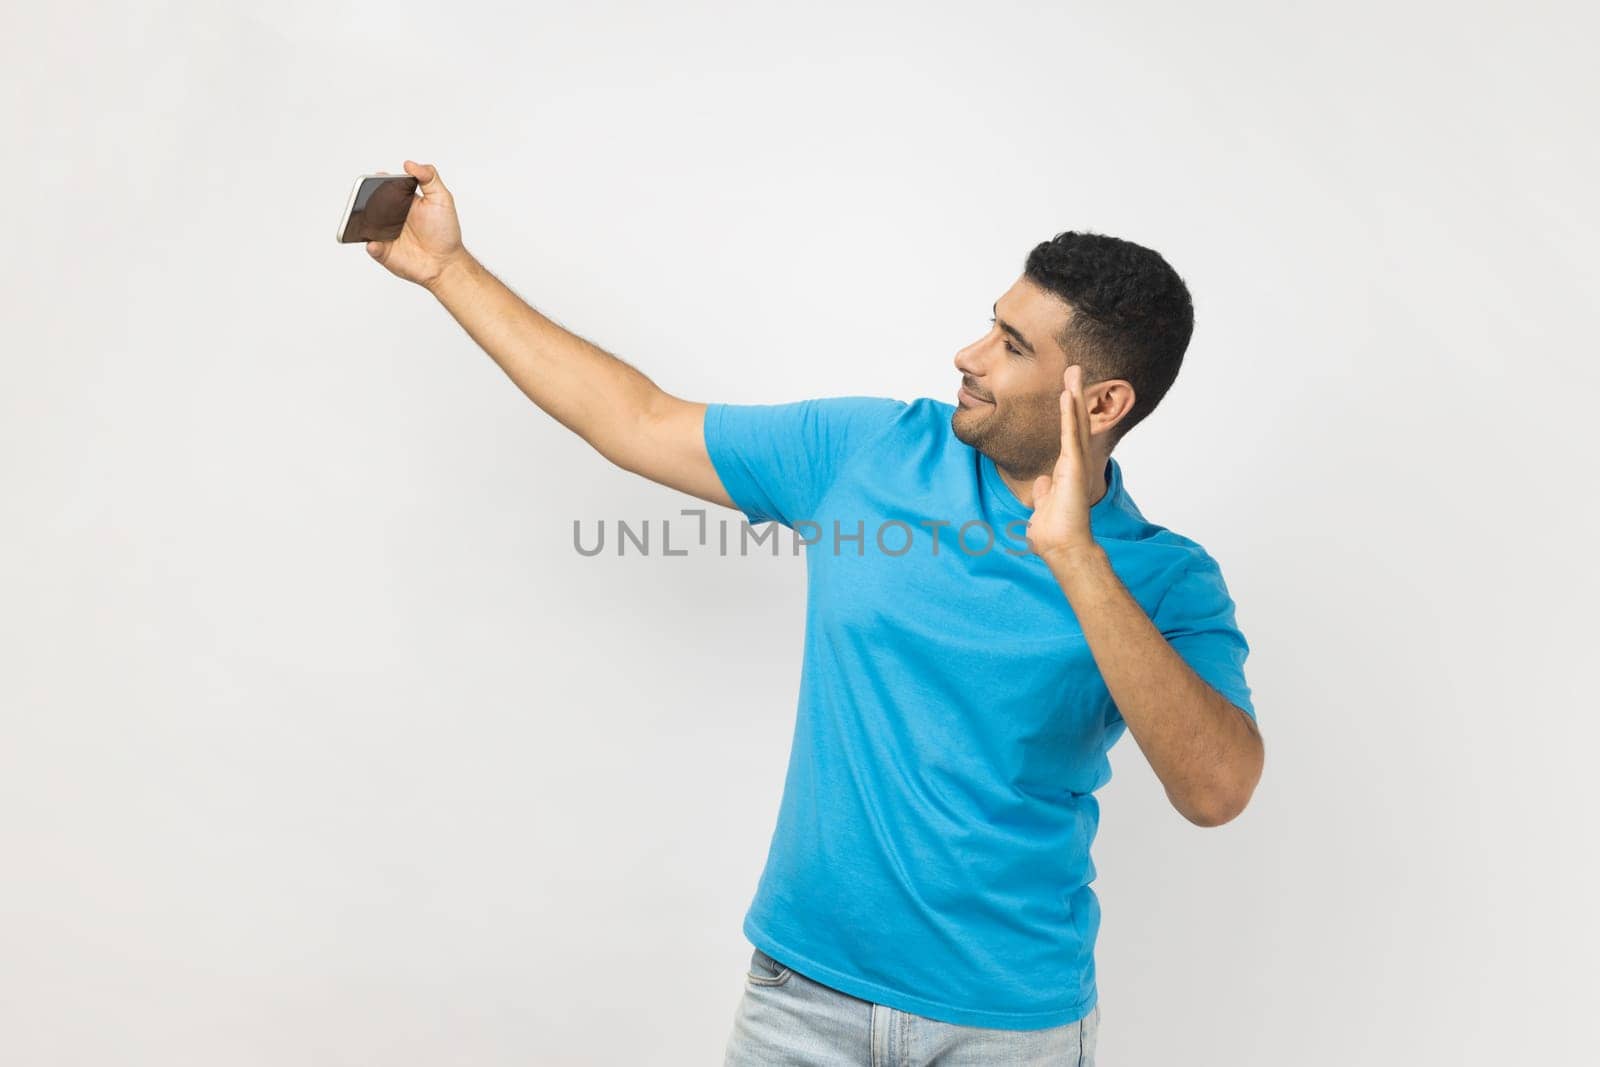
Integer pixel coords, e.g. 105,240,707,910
959,383,992,404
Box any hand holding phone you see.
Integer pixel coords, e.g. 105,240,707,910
340,160,468,289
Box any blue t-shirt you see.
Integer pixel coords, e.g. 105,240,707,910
703,395,1255,1030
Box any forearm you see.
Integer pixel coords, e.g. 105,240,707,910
424,251,661,466
1045,544,1263,826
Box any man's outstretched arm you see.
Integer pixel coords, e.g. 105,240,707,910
365,160,734,509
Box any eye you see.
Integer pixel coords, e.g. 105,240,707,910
988,316,1021,355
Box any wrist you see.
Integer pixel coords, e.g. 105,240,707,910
1040,540,1107,575
424,248,476,295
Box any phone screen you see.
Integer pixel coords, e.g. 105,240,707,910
338,175,419,243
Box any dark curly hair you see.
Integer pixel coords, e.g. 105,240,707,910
1023,231,1195,446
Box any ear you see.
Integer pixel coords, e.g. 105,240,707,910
1087,379,1136,436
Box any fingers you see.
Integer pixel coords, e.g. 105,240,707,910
1058,365,1080,458
1060,364,1091,461
1072,365,1091,459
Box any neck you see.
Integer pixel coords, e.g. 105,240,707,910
998,452,1110,511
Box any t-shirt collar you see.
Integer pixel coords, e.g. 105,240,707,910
980,450,1123,527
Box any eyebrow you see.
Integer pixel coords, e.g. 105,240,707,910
992,300,1037,355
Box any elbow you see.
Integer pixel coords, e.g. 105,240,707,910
1176,738,1264,828
1180,789,1252,827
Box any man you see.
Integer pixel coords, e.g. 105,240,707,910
366,160,1264,1066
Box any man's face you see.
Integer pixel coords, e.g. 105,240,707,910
951,276,1076,476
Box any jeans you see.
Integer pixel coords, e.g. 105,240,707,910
723,946,1100,1066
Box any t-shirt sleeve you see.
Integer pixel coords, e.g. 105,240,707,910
702,396,909,529
1152,554,1257,721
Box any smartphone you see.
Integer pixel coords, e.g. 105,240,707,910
335,173,419,243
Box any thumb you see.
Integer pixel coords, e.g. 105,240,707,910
403,159,447,197
366,240,387,261
1032,474,1052,502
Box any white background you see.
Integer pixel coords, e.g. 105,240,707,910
4,2,1596,1063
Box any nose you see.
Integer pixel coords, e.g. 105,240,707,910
953,336,986,378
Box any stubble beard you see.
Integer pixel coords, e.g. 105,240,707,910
951,404,1057,484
